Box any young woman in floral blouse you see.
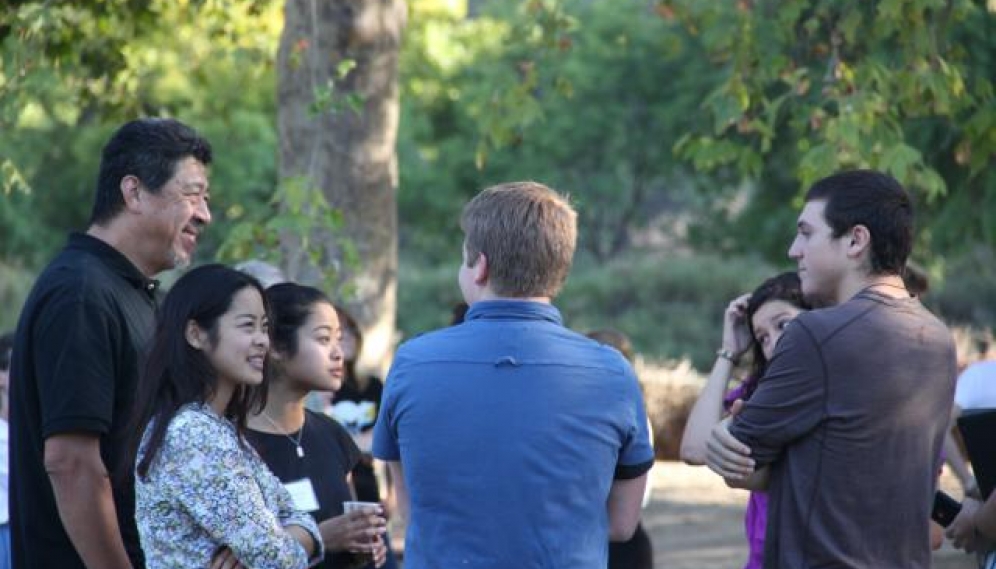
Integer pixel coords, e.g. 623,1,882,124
129,264,323,569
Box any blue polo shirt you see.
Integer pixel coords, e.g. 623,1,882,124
373,300,654,569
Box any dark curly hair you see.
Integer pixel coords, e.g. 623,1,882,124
740,272,811,400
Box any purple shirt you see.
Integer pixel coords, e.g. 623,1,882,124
726,380,767,569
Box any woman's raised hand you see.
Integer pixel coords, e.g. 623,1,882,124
721,293,753,360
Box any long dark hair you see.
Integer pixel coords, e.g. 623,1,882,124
741,272,810,398
333,304,363,387
267,283,333,358
129,264,269,480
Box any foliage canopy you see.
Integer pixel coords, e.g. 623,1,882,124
2,0,994,349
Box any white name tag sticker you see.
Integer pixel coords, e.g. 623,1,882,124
284,478,320,512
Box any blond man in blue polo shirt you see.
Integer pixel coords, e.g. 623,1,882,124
373,181,654,569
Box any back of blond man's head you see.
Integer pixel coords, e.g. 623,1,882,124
461,181,577,298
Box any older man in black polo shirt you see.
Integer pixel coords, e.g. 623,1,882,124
8,119,213,569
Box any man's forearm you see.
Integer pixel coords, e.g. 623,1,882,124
386,461,409,523
46,435,133,569
725,465,770,491
50,469,133,569
607,474,648,542
975,492,996,540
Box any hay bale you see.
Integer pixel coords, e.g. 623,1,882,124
636,358,706,461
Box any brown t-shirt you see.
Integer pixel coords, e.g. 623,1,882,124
729,290,956,569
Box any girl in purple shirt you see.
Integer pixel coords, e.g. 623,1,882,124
680,272,809,569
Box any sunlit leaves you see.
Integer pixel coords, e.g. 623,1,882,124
308,60,363,117
670,0,995,257
216,174,357,294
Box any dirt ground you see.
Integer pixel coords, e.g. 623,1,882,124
643,461,977,569
389,461,978,568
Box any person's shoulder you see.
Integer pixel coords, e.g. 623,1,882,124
553,331,637,382
23,250,87,299
17,267,121,340
791,298,875,338
960,360,996,383
579,334,632,368
30,248,122,307
165,405,234,449
394,325,464,358
306,408,347,433
305,410,355,448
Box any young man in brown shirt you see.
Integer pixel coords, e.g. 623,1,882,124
707,170,957,568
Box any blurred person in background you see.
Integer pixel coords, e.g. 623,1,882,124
587,329,655,569
324,306,399,569
0,332,13,569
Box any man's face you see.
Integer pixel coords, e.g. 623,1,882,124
788,200,847,305
139,156,212,274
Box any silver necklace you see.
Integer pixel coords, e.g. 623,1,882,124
260,412,306,458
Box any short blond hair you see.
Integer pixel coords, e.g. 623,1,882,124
460,181,577,298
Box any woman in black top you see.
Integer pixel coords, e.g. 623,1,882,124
247,283,387,568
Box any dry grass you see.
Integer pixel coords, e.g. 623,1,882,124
637,357,705,461
645,461,977,569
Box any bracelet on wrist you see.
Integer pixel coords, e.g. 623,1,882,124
716,347,739,364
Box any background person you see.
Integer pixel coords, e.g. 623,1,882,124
234,259,288,289
587,328,655,569
324,305,399,569
0,332,13,569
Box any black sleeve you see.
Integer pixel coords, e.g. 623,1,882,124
338,421,362,471
34,292,118,437
314,411,362,472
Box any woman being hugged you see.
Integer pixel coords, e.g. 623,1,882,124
130,264,323,569
680,272,809,569
247,283,387,569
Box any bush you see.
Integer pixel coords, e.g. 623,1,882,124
927,246,996,331
0,261,36,333
558,252,779,369
637,358,704,461
397,251,781,370
396,260,463,337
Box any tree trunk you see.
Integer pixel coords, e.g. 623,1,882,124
277,0,407,374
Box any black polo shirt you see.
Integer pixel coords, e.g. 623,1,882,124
9,233,158,569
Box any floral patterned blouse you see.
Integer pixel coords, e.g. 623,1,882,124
135,403,324,569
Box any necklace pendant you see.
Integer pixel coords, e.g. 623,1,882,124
296,445,305,458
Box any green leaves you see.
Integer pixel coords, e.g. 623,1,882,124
216,174,356,294
308,59,363,117
671,0,995,258
0,0,286,267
